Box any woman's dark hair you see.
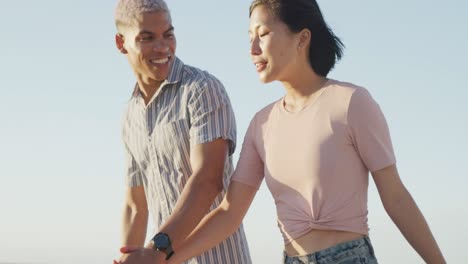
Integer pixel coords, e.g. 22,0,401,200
249,0,344,77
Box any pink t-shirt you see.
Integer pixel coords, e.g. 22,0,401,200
231,80,396,244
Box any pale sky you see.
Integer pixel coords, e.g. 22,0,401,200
0,0,467,263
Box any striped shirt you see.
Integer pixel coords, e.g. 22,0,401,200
122,57,252,264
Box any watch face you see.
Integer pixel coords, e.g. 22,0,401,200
154,233,170,249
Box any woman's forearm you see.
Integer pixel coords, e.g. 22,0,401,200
168,181,257,263
169,206,242,263
385,190,445,264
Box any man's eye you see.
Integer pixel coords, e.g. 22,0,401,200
140,36,153,41
259,32,270,37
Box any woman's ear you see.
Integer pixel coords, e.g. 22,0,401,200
115,33,128,54
298,29,311,50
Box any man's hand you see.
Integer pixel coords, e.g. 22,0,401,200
113,246,166,264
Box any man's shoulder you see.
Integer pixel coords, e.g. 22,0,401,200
121,96,139,123
122,95,139,110
181,63,224,88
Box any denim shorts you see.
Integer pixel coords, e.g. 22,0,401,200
283,236,378,264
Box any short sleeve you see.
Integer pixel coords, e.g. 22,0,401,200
347,88,396,172
231,116,265,189
124,144,145,187
188,77,237,155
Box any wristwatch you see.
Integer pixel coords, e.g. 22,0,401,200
151,232,175,260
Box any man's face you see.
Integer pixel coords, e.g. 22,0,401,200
116,11,176,84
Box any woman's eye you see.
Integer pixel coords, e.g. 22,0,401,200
260,32,270,37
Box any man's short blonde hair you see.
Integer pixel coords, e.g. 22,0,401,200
114,0,170,32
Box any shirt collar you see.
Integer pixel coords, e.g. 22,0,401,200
131,56,184,98
166,56,184,84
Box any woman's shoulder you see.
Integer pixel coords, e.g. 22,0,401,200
326,79,369,98
323,79,377,110
250,98,281,122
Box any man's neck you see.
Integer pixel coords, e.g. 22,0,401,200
137,79,164,106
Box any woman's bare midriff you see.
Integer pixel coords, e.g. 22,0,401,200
284,229,364,256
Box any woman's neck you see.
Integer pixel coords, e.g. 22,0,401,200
281,68,328,112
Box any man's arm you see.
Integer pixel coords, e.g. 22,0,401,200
372,165,446,264
153,80,238,252
122,186,149,247
156,138,229,250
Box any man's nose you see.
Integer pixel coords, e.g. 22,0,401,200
153,39,169,52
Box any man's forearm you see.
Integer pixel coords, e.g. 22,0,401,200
122,206,149,247
155,175,223,250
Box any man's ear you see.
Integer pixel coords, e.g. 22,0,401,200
115,33,128,54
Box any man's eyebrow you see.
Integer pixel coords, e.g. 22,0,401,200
138,26,174,35
139,30,154,35
164,26,175,33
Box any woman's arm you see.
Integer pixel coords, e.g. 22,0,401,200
372,164,446,264
167,181,258,264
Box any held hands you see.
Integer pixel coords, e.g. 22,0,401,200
113,245,167,264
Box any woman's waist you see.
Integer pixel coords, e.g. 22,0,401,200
284,229,365,256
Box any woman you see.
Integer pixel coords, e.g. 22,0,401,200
124,0,446,263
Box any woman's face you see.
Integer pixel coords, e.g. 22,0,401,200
248,5,301,83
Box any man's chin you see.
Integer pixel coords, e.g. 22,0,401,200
259,76,274,84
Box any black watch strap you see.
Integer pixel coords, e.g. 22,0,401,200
165,248,174,260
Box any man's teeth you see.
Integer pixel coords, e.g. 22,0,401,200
151,58,169,64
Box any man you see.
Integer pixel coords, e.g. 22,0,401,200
112,0,252,263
